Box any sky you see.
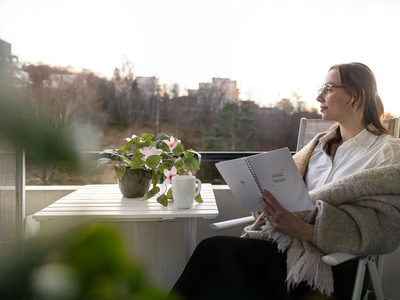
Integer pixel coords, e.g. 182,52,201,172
1,0,400,115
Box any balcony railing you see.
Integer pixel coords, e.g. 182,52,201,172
84,150,295,162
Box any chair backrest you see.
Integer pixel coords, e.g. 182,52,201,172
296,118,337,152
383,117,400,138
296,117,400,152
0,134,25,253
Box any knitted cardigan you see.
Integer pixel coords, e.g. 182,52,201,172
258,133,400,296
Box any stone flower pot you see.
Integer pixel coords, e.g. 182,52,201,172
118,169,152,198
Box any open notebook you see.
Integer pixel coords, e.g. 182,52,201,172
215,148,314,213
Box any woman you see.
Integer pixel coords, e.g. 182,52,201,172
168,63,400,299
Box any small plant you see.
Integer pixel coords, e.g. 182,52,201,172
97,132,202,206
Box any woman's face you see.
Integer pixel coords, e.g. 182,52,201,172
316,68,360,124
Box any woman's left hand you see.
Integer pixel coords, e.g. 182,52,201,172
260,189,314,242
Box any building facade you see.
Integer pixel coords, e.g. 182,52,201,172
0,39,13,84
189,77,239,110
114,76,158,100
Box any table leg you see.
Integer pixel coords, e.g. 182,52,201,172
184,217,197,262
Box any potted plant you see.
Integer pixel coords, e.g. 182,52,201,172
97,132,202,206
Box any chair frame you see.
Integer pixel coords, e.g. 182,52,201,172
210,117,399,300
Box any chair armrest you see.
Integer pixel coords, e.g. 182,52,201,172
322,252,358,266
209,216,255,231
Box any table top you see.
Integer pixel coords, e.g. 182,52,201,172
32,183,219,222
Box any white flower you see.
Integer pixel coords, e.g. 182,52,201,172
124,134,138,142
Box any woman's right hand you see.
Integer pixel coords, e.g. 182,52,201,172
249,212,267,231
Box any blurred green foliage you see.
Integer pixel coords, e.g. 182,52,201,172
0,82,177,300
0,225,173,300
0,82,82,167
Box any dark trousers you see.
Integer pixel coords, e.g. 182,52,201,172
168,236,364,300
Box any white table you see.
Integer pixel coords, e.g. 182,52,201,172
32,183,219,261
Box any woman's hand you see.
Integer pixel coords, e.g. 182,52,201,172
260,189,314,242
248,212,267,231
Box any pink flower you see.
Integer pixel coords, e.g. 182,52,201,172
139,146,163,161
163,136,180,150
163,166,178,185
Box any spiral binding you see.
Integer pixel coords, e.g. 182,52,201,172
244,157,270,204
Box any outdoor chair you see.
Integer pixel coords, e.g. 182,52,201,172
210,117,400,300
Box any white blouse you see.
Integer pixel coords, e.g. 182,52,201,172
305,128,400,191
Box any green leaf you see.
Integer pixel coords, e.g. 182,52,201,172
131,153,143,166
124,156,131,165
114,164,126,181
161,151,173,158
118,145,132,154
186,149,202,166
152,171,163,186
166,187,173,199
174,157,184,170
158,141,171,152
172,142,184,156
126,136,137,145
156,132,173,141
129,164,143,170
142,186,160,201
157,194,168,206
111,153,126,162
163,159,175,170
99,149,115,155
146,155,161,168
184,155,200,170
137,141,154,148
96,157,112,168
141,133,154,141
195,192,203,203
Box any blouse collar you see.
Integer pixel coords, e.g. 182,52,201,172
319,125,379,151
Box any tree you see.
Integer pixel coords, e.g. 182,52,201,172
276,98,294,114
120,56,134,81
290,90,307,113
203,102,258,151
21,65,106,184
168,82,180,99
110,57,139,127
112,68,120,81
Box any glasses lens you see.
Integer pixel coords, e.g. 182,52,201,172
318,86,329,96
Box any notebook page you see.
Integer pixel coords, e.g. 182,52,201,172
247,148,314,212
215,158,264,212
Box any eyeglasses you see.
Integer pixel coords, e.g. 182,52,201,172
318,85,343,97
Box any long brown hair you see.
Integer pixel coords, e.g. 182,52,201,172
324,62,389,155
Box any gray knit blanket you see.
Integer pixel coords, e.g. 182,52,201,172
259,148,400,295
